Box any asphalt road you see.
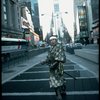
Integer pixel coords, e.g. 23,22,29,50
2,59,99,100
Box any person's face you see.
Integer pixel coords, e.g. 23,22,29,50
50,39,57,46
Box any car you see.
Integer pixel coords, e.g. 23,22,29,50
74,43,82,49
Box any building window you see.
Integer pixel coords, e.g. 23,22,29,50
3,6,6,12
4,13,7,20
3,0,6,5
10,0,15,27
2,0,8,26
3,5,7,20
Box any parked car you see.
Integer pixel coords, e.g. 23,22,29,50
74,43,82,49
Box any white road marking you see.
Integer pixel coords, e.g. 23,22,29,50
24,69,86,74
2,91,99,96
9,77,97,82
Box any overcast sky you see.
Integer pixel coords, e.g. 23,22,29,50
38,0,74,41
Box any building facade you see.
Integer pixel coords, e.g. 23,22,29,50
74,0,89,44
21,7,40,47
20,0,40,47
48,0,71,43
74,0,99,44
91,0,99,44
31,0,43,41
1,0,22,38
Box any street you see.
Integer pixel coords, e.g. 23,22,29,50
1,0,99,99
2,52,99,100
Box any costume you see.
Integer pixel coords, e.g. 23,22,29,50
46,43,66,88
44,36,66,100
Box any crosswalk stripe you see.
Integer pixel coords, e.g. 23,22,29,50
24,69,86,74
2,91,99,96
9,77,97,82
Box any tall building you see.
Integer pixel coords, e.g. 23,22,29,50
19,0,40,47
31,0,43,40
86,0,93,33
1,0,22,38
52,0,71,43
74,0,89,44
74,0,99,44
19,0,32,16
91,0,99,44
52,0,60,36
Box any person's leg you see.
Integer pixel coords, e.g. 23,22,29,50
54,87,62,100
60,84,66,95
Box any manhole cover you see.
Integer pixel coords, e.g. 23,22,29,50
17,65,27,67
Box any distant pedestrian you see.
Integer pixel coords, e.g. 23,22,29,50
84,39,87,46
41,35,66,100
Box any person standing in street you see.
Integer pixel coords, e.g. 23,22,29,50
41,35,66,100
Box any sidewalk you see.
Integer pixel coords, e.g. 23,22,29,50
65,52,99,77
74,48,99,63
74,44,99,64
2,50,99,84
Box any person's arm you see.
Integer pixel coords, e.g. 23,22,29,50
40,57,51,65
50,61,59,69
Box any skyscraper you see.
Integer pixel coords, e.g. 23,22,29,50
31,0,43,40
